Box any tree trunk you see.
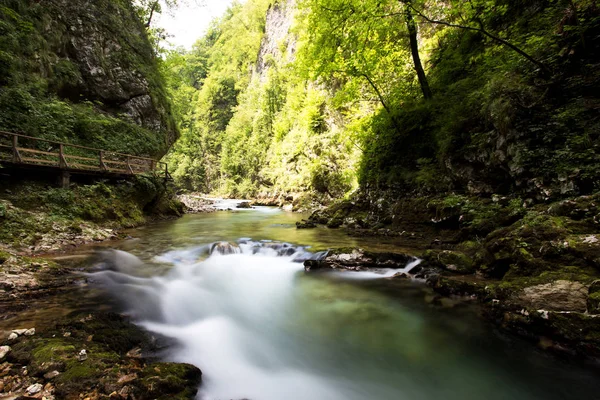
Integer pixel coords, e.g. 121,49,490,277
145,1,159,28
404,4,433,100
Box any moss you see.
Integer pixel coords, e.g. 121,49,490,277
423,249,475,274
138,362,202,400
0,178,182,252
588,291,600,314
31,340,76,363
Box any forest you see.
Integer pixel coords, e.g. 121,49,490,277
163,0,599,203
0,1,600,399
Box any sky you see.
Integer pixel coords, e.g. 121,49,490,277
155,0,235,49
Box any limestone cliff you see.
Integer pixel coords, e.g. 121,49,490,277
0,0,177,157
255,0,297,79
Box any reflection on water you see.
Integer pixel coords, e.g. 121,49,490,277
116,206,409,261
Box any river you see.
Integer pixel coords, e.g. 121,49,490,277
10,203,600,399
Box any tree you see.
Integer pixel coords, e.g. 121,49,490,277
409,0,550,75
299,0,433,114
403,1,432,99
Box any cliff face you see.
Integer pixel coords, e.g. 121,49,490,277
0,0,177,157
255,0,297,79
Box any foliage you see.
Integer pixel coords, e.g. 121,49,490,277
0,0,176,157
162,0,596,199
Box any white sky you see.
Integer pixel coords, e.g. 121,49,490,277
155,0,235,49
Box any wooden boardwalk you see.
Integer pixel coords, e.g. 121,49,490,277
0,131,170,183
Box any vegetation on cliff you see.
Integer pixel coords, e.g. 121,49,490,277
163,0,598,201
0,0,178,157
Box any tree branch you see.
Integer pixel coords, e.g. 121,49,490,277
409,4,550,75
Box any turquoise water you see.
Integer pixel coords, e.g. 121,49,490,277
86,207,600,400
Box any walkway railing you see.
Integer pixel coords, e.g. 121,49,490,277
0,131,169,179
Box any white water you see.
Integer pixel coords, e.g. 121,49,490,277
89,243,425,400
88,238,599,400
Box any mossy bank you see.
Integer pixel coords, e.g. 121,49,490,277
0,312,201,399
307,190,600,358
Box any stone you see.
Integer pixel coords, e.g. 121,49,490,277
236,201,253,209
77,349,88,361
516,280,588,312
209,242,240,255
0,345,11,360
44,370,60,380
117,373,137,384
125,347,142,358
12,329,27,335
27,382,43,394
24,328,35,336
296,220,316,229
8,332,18,340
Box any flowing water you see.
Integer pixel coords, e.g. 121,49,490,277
25,204,600,399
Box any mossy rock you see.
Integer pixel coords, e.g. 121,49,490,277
5,312,201,399
423,250,476,274
430,276,488,298
138,362,202,400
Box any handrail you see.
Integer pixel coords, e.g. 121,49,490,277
0,130,170,180
0,130,157,162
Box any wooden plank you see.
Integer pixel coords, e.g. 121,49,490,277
69,163,100,170
103,160,130,166
0,131,166,176
0,131,157,162
63,154,98,162
20,157,58,165
18,148,59,157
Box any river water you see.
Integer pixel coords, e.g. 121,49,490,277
24,203,600,399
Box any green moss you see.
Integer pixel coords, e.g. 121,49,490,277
32,340,76,363
139,362,202,400
0,0,177,157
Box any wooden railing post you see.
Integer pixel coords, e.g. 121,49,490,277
12,135,22,163
59,144,68,168
99,151,107,171
126,157,134,174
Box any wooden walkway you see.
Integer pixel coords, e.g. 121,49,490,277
0,131,170,182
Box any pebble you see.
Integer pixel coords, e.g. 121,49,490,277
44,370,60,380
117,373,137,384
126,347,142,358
27,382,43,394
0,345,10,360
77,349,88,361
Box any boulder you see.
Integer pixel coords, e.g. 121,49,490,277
296,220,316,229
515,280,588,312
0,345,10,360
304,248,413,272
210,242,240,255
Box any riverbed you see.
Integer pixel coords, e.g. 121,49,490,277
5,204,600,399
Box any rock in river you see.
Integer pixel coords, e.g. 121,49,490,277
515,280,588,312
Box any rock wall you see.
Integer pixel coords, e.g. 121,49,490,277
255,0,297,79
0,0,178,156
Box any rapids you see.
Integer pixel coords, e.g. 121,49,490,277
86,206,598,400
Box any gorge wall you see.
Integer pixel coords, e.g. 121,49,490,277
0,0,177,157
